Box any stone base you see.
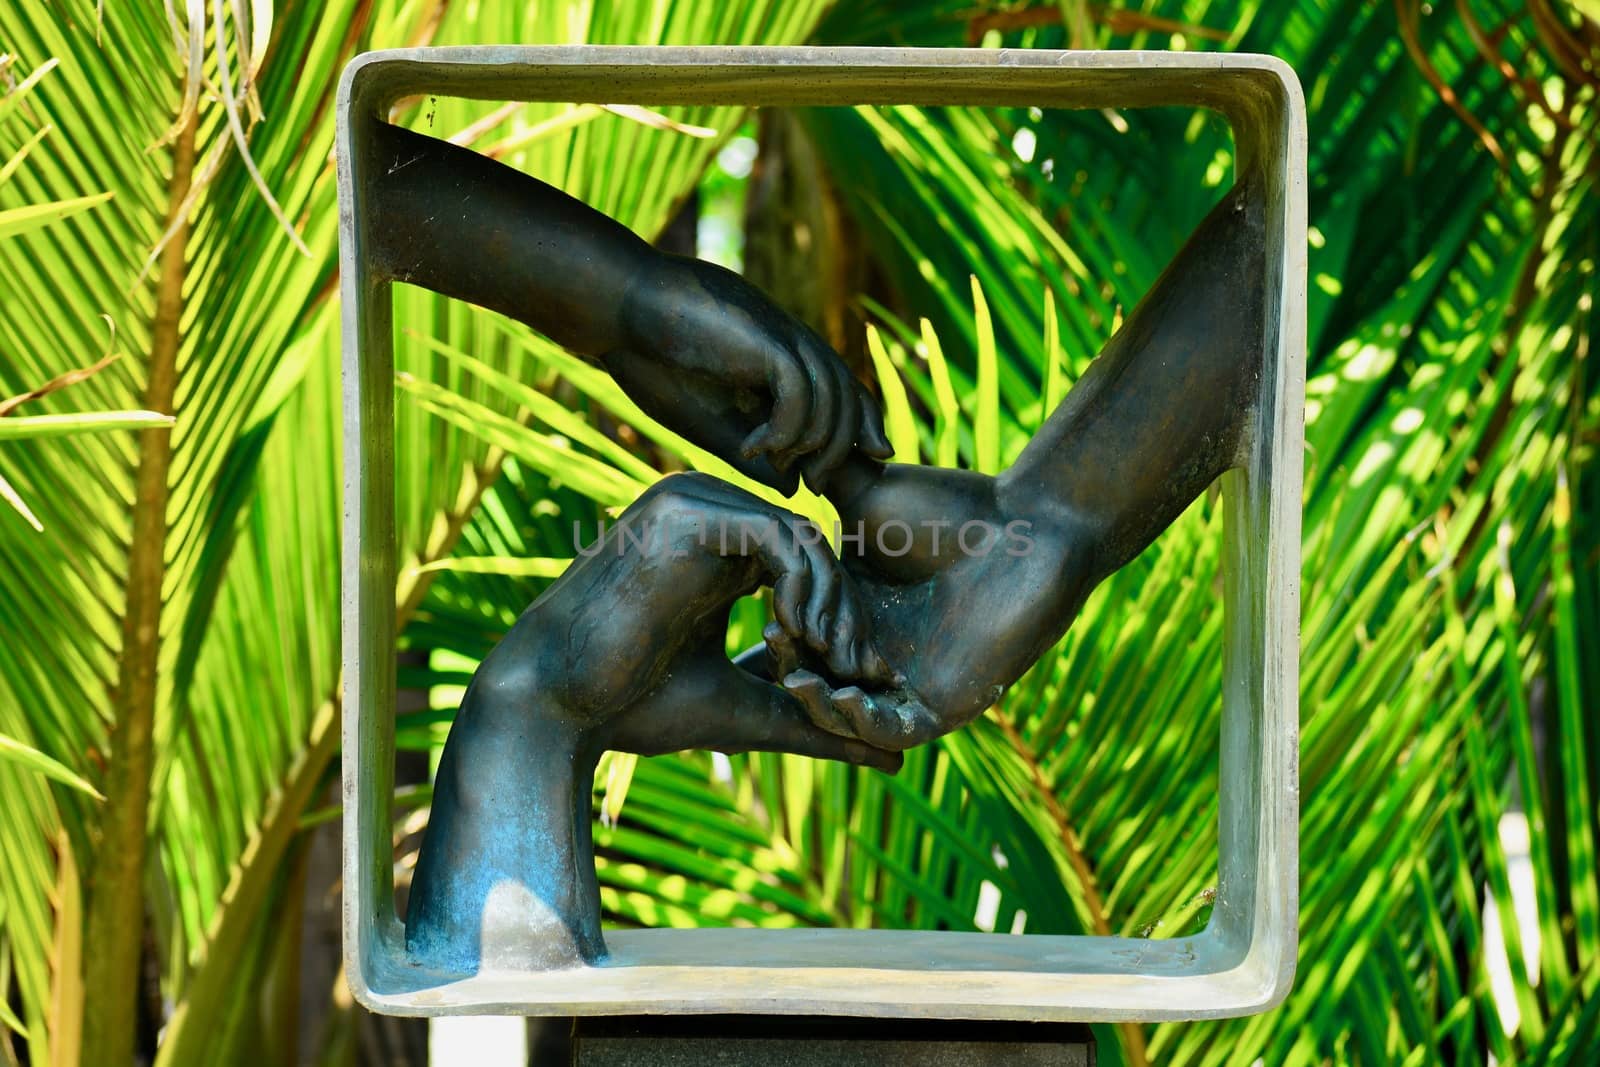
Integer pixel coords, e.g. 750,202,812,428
571,1015,1095,1066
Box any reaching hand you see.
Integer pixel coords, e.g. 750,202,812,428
760,621,941,752
618,254,893,493
646,473,897,686
537,473,902,771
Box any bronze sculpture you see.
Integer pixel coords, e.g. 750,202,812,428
367,120,1265,975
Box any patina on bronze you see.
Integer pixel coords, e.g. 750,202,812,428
368,121,1264,975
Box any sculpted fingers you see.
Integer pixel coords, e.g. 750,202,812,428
794,521,842,655
838,687,939,751
646,474,893,687
781,671,939,753
741,344,808,465
759,517,827,651
833,610,898,689
611,654,901,773
827,687,882,742
770,567,810,642
802,358,860,493
804,363,895,493
723,501,846,663
784,519,895,684
790,339,840,467
744,331,894,488
756,697,903,772
782,669,855,739
762,621,803,680
856,380,894,459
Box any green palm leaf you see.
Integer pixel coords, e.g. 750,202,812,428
1,1,1596,1064
0,2,836,1064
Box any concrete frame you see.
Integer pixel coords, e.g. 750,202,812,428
339,45,1305,1021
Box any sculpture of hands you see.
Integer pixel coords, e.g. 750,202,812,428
506,472,903,771
386,116,1271,971
374,114,1264,768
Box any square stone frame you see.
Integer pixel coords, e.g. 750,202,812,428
339,45,1305,1022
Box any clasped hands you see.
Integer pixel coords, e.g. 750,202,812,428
599,253,944,762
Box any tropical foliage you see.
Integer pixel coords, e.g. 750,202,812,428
0,2,1596,1065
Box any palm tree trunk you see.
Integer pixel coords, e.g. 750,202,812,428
80,114,197,1067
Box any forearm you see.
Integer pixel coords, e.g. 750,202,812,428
1002,171,1267,583
367,121,657,356
365,122,860,490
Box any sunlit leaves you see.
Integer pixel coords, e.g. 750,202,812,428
0,736,102,798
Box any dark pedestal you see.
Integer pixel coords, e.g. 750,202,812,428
570,1015,1095,1066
